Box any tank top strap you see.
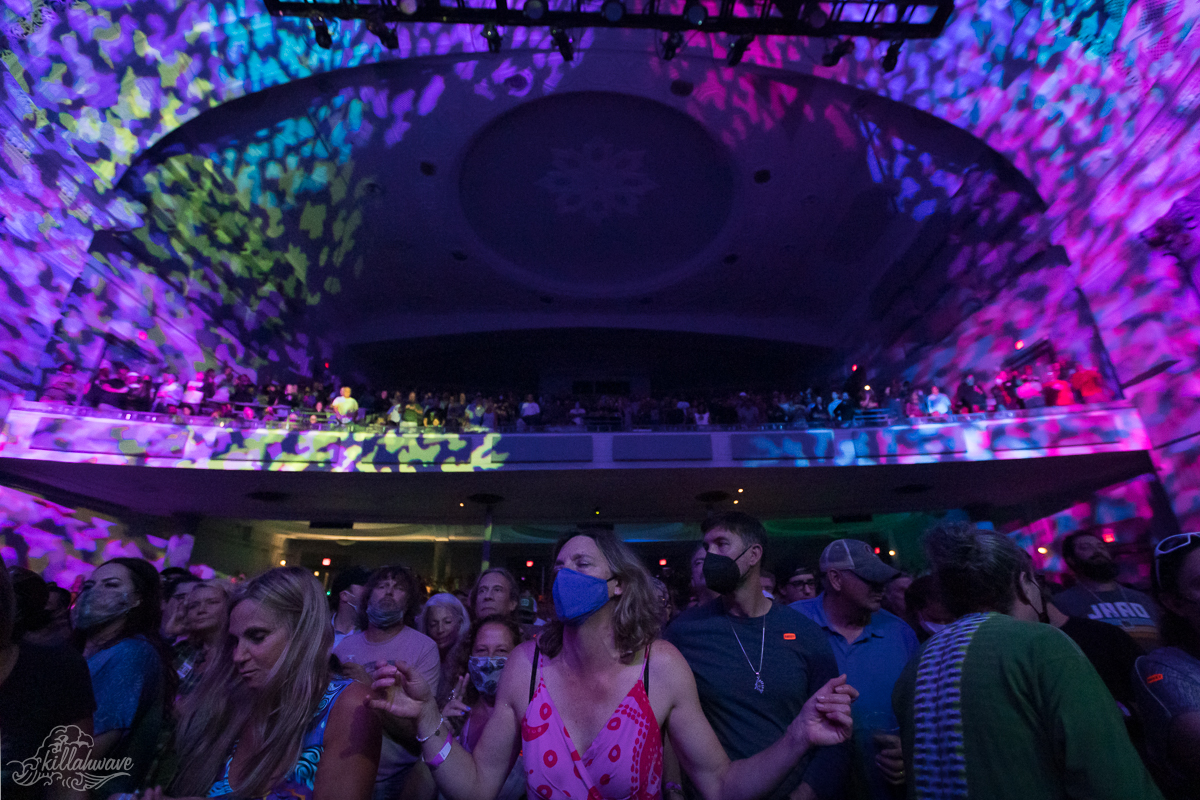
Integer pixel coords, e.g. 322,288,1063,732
641,642,652,696
529,643,541,702
312,677,354,733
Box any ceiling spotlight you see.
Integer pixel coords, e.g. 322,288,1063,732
601,0,625,22
683,0,708,26
881,40,902,71
523,0,548,18
311,17,333,49
821,38,853,67
727,34,754,66
550,27,574,61
661,30,684,60
367,14,399,49
483,23,502,53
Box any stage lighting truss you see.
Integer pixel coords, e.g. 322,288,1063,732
265,0,953,44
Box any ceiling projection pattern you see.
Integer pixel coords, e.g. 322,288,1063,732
263,0,955,40
0,482,216,589
0,0,1198,529
823,0,1200,531
0,399,1150,472
1011,473,1157,580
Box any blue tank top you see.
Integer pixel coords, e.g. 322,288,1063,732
207,677,353,799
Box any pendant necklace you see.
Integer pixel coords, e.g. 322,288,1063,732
1082,583,1136,629
730,617,766,693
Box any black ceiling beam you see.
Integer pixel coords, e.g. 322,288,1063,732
265,0,953,39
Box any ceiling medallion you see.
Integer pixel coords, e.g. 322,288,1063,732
536,137,659,224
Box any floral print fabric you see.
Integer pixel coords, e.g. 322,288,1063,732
520,653,663,800
207,677,353,799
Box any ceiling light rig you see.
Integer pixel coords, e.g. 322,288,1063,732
726,33,754,66
880,38,901,70
821,37,854,66
682,0,708,26
601,0,626,22
550,26,574,60
269,0,953,63
482,22,503,52
311,16,333,48
365,10,399,48
661,29,684,60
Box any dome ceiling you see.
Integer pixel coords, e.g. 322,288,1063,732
115,48,1045,351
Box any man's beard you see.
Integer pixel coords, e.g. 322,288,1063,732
1075,557,1120,583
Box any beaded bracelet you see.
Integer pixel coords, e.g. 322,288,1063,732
416,715,446,743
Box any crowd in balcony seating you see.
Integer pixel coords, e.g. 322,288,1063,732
33,358,1110,431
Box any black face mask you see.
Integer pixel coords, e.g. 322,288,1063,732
703,545,752,595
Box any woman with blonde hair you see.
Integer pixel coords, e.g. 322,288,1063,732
174,579,233,697
147,567,381,800
371,529,856,800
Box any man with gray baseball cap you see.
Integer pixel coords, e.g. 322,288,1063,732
792,539,918,800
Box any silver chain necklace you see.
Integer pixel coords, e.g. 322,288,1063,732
1081,583,1136,629
730,617,766,693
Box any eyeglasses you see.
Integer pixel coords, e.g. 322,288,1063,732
1154,532,1200,587
788,578,817,588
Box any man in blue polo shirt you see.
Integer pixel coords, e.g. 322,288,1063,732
792,539,918,800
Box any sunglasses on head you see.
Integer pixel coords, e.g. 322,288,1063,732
1154,532,1200,588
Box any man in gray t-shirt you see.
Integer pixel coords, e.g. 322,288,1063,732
333,566,441,800
1054,530,1159,650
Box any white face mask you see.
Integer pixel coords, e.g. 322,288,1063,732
919,616,947,635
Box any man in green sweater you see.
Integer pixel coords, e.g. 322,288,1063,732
893,522,1164,800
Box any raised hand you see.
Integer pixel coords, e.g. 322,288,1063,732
443,673,471,718
789,675,856,749
367,661,435,721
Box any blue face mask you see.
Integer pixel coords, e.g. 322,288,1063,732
553,568,614,624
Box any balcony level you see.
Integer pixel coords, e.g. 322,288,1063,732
0,399,1155,524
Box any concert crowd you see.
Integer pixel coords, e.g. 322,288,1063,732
3,513,1197,800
